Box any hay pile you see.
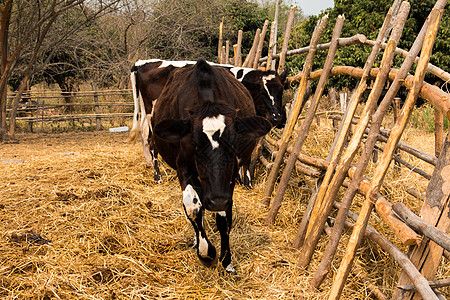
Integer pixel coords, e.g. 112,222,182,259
0,119,448,298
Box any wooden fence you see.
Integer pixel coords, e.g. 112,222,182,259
6,88,134,132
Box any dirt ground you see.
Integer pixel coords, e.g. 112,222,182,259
0,125,448,299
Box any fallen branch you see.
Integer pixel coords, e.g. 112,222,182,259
392,202,450,252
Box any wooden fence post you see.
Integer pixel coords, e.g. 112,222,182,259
92,83,101,131
235,30,243,67
218,17,224,63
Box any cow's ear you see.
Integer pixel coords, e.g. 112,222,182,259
235,116,271,140
279,68,288,85
154,119,191,142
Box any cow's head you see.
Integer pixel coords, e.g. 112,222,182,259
153,102,271,211
240,69,288,128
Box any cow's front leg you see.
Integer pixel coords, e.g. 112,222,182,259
216,207,234,273
182,185,218,267
151,147,162,183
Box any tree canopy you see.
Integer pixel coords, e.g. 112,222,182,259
287,0,450,90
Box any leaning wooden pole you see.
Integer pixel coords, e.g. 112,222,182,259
277,6,297,74
328,8,443,300
307,1,410,288
270,0,282,71
297,3,397,268
243,28,261,67
265,15,344,226
262,15,328,206
266,21,277,71
253,20,270,69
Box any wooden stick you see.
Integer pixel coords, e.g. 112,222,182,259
404,185,424,200
269,0,282,71
243,28,260,68
218,17,224,63
353,263,388,300
265,15,343,225
375,197,421,246
398,278,450,292
262,15,328,206
393,202,450,252
299,2,399,270
328,7,443,300
225,41,230,65
277,6,297,74
393,97,401,175
235,30,243,67
435,107,444,157
266,21,277,71
253,20,269,69
392,153,431,180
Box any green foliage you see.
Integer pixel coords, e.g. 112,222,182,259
287,0,450,91
410,104,449,133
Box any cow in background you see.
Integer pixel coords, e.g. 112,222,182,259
152,58,271,272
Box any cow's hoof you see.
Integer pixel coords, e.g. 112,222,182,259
198,246,218,268
223,261,235,274
153,174,162,183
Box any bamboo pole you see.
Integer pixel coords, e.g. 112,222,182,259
235,30,243,67
265,15,344,225
328,8,443,300
253,20,269,69
262,15,328,206
266,21,277,71
243,28,261,68
277,6,297,74
298,2,399,269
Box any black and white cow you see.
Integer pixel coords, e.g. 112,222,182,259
129,59,287,186
152,58,271,271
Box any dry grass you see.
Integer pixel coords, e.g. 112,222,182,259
0,116,448,299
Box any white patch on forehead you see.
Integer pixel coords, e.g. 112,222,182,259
262,75,276,105
217,211,226,217
229,67,254,82
202,115,226,150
